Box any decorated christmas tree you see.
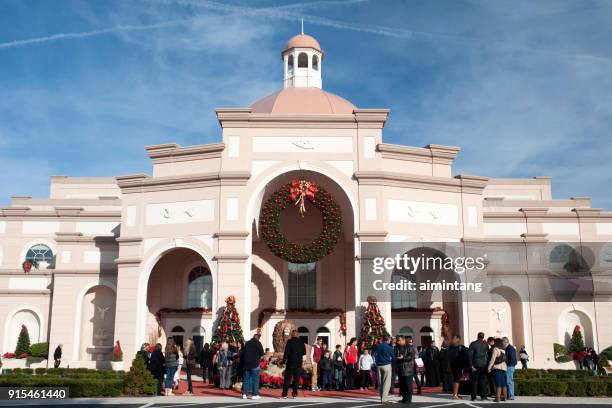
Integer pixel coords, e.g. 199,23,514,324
212,295,244,345
14,324,31,356
568,324,586,361
359,296,389,350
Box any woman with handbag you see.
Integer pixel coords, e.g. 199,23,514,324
487,338,508,402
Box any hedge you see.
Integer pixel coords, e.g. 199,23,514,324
0,376,122,397
29,342,49,358
510,369,612,397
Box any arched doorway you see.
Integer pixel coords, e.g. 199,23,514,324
146,248,214,348
250,169,355,347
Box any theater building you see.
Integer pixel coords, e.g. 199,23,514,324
1,33,611,369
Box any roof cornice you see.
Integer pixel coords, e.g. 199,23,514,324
115,171,251,193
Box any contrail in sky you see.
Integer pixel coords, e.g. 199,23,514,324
0,0,609,65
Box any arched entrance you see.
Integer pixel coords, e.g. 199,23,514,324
391,247,461,346
146,248,214,349
250,170,355,348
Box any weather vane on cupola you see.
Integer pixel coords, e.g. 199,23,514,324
301,17,304,35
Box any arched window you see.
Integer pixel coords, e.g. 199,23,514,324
25,243,54,264
398,326,414,336
187,266,212,309
192,326,206,353
170,326,185,349
288,262,316,309
312,55,319,71
316,326,330,346
298,52,308,68
391,270,416,309
287,54,294,75
298,326,310,344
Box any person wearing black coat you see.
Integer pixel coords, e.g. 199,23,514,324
282,330,306,398
148,343,166,396
396,336,416,404
199,343,214,383
53,344,62,368
425,343,440,387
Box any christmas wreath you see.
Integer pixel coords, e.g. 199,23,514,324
260,180,342,263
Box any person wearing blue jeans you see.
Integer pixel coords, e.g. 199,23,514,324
242,334,265,399
332,345,345,390
503,337,517,400
242,366,260,398
163,338,180,396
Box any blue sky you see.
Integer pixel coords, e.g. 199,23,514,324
1,0,611,207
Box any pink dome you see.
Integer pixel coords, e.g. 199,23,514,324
250,88,356,115
283,34,322,54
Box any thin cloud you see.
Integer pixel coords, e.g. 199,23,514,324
2,0,610,65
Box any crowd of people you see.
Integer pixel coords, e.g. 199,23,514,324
132,330,531,403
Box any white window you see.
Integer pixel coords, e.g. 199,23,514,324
288,55,294,75
312,55,319,71
298,52,308,68
187,266,212,309
391,270,416,309
25,244,54,264
288,262,316,309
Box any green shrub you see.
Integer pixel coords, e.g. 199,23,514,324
607,380,612,397
29,342,49,358
123,356,156,396
12,368,22,374
0,375,123,398
585,380,608,396
26,356,45,365
22,368,33,375
601,346,612,360
554,343,572,363
519,380,541,396
35,368,46,375
566,381,587,397
540,380,568,396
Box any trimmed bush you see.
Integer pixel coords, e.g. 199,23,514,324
554,343,572,363
518,380,541,396
540,380,568,396
585,380,608,396
30,342,49,358
35,368,46,375
565,381,587,397
0,375,123,398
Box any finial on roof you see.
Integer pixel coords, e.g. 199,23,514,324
301,17,304,35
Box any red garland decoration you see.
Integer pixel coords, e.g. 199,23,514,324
155,307,211,325
22,259,38,273
257,308,347,336
261,180,342,263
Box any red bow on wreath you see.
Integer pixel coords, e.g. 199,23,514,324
290,179,317,217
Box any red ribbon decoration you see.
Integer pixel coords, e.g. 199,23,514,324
289,179,318,217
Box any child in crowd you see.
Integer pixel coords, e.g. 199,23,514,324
358,349,374,390
319,350,333,390
333,344,345,391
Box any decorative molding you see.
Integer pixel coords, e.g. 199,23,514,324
55,232,117,244
145,200,215,225
213,254,249,263
114,257,141,266
115,236,143,245
145,142,224,164
215,231,250,239
355,231,388,241
377,143,460,165
116,171,251,193
355,171,487,194
0,290,50,296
